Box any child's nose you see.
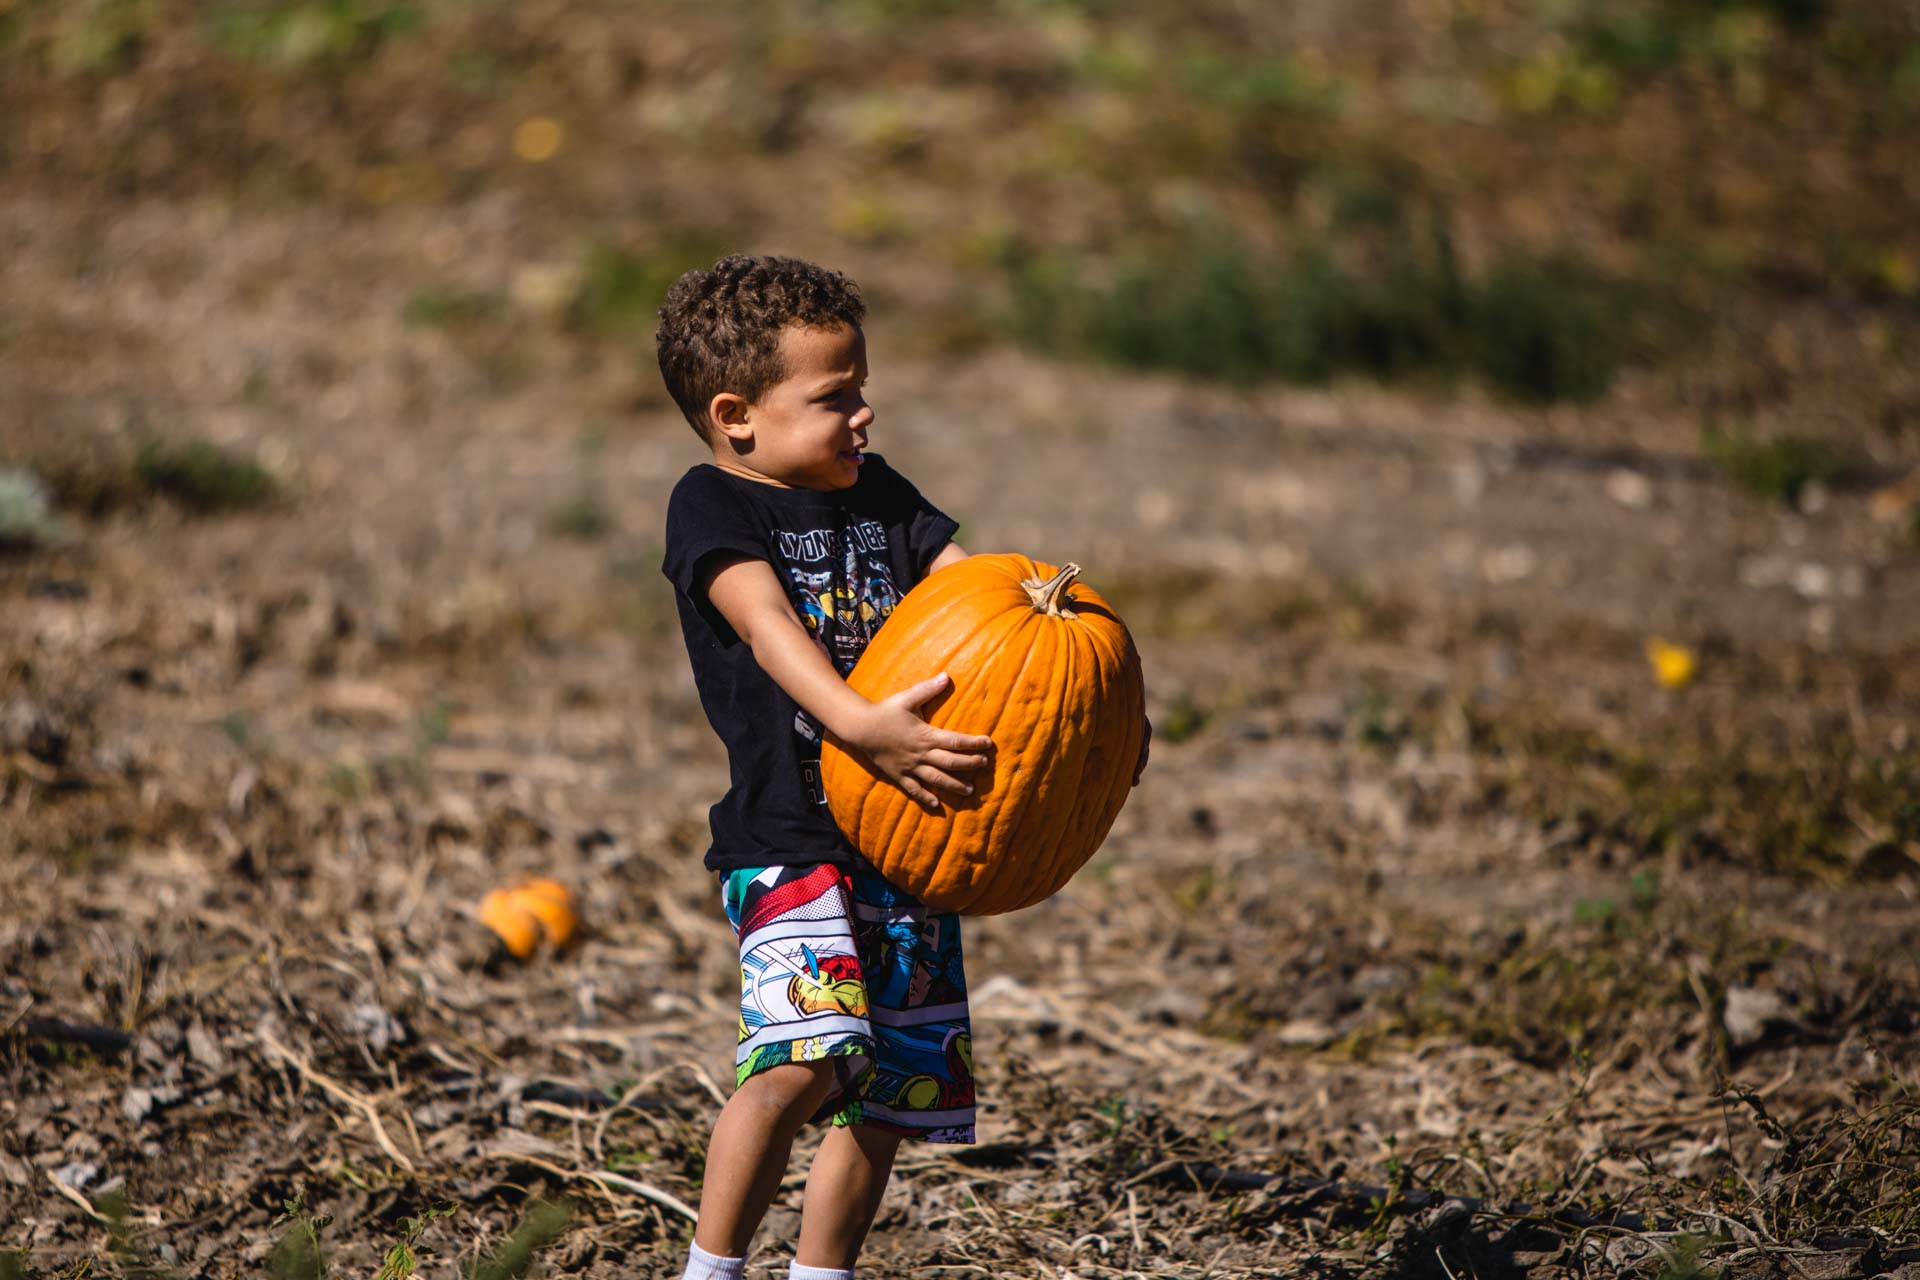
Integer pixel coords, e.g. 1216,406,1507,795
850,400,874,430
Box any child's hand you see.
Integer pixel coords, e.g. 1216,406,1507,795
1133,716,1152,787
846,672,995,814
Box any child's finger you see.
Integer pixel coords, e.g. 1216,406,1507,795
933,729,995,753
926,749,991,774
914,765,974,798
887,672,952,712
899,778,942,813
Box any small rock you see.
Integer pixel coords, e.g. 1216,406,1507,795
186,1019,228,1072
1605,469,1654,509
1482,545,1537,583
51,1160,99,1191
346,1001,408,1055
1723,985,1794,1048
1792,563,1833,599
1134,488,1178,528
484,1128,572,1162
1274,1019,1337,1048
1868,470,1920,523
0,695,69,766
1741,556,1790,589
0,1152,32,1187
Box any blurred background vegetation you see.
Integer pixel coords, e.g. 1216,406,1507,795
3,0,1916,420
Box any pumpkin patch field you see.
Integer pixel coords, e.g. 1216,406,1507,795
5,4,1920,1277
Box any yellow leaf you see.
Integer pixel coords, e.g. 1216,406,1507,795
513,117,565,163
1647,638,1697,689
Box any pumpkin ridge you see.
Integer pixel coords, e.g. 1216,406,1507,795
1020,620,1093,911
1040,616,1110,911
937,601,1045,910
1052,629,1136,909
883,592,1029,907
842,576,1027,896
990,606,1079,914
1024,613,1136,911
993,600,1073,907
920,601,1021,911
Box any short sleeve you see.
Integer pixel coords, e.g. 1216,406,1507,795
661,468,768,608
864,454,959,580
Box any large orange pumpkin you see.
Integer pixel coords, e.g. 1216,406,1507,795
820,554,1145,915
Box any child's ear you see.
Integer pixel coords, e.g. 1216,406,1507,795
709,392,754,445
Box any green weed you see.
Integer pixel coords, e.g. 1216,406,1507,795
1175,50,1340,117
1350,688,1404,751
373,1203,457,1280
100,1190,182,1280
1465,702,1920,882
1652,1232,1728,1280
134,440,277,514
1470,253,1632,403
1156,694,1209,745
402,290,503,329
1364,903,1755,1067
1567,0,1821,84
46,0,155,75
323,758,372,800
998,227,1629,401
267,1192,332,1280
1720,1075,1920,1242
568,236,728,336
549,493,613,541
1704,430,1848,504
205,0,424,69
469,1201,570,1280
823,0,978,23
1169,864,1218,916
414,701,451,748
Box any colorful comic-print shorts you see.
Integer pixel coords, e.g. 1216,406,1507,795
722,862,975,1143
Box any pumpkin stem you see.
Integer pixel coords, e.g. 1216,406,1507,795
1023,563,1081,617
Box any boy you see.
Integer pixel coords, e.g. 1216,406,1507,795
656,254,995,1280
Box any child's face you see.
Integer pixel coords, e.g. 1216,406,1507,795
711,321,872,491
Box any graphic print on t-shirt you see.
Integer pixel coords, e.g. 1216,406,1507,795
777,517,903,773
775,517,902,675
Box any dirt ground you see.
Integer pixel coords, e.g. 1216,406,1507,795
4,171,1920,1278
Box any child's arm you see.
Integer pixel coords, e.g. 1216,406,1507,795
701,554,995,814
926,541,970,574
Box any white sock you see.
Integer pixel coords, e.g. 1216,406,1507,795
682,1241,745,1280
788,1263,854,1280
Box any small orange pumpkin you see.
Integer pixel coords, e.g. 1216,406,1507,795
820,554,1144,915
479,877,578,958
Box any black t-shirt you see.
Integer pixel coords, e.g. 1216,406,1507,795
661,454,960,872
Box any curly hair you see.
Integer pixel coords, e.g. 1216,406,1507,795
655,255,867,442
